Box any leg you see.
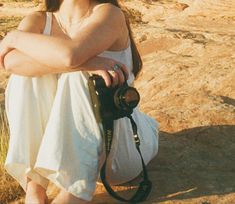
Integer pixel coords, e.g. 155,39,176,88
4,75,58,196
34,72,102,202
25,177,49,204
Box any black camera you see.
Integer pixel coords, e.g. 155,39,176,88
88,75,152,203
88,75,140,123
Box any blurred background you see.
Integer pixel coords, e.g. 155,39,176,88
0,0,235,203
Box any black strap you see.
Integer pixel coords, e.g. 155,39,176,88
100,115,152,203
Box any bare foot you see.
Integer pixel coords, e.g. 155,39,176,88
51,189,90,204
25,178,48,204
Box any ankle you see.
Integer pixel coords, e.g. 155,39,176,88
25,187,48,204
52,190,90,204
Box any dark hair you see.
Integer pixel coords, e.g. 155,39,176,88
44,0,142,77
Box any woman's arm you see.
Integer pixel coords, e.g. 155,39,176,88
6,4,126,69
4,50,117,76
1,7,128,86
4,49,126,86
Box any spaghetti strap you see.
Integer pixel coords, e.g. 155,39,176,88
43,12,52,35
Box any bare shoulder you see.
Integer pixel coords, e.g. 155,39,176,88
17,11,46,33
93,3,124,14
91,3,125,24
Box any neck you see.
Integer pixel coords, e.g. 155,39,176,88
57,0,94,24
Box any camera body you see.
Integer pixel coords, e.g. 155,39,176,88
88,75,140,123
88,75,152,203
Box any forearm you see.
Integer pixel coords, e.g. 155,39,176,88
4,50,69,76
11,30,75,69
4,50,107,76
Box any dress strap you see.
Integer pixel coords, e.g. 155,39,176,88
43,12,52,35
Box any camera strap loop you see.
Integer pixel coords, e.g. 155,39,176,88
100,115,152,203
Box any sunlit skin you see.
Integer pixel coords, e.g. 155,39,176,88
0,0,131,203
0,0,130,87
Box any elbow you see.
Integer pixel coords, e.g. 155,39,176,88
4,61,14,73
62,47,82,69
63,56,76,69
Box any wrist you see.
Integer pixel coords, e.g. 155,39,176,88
95,56,110,70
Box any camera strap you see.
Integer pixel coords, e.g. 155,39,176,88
100,115,152,203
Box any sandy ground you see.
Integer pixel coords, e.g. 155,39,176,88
0,0,235,203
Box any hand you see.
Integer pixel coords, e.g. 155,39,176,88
0,31,16,69
87,57,129,87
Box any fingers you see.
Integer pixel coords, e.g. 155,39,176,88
119,63,129,80
107,61,129,87
108,70,119,87
101,71,112,87
92,70,112,87
90,57,130,87
115,69,125,86
96,68,125,88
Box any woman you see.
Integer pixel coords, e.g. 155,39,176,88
0,0,159,203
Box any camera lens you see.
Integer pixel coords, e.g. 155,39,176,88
114,87,140,110
123,88,140,108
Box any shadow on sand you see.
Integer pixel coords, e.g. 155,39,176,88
93,125,235,203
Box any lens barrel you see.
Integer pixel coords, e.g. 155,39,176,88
114,86,140,110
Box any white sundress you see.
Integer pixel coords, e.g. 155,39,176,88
4,12,159,201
